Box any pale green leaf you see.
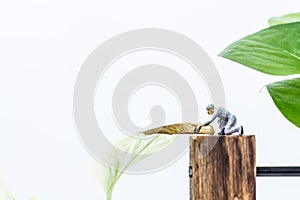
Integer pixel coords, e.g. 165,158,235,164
0,176,15,200
92,134,176,200
267,78,300,128
269,12,300,26
219,22,300,75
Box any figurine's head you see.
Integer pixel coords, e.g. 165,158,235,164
206,104,215,115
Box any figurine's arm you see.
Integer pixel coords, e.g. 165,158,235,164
202,109,219,126
194,115,217,134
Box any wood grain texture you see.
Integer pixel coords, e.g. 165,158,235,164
190,135,256,200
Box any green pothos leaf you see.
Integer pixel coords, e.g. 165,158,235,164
219,22,300,75
269,12,300,26
220,18,300,129
267,78,300,128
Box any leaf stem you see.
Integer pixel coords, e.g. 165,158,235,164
106,135,160,199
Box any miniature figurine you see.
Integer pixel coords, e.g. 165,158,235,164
194,104,243,135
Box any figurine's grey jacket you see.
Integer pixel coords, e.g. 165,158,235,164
203,107,235,128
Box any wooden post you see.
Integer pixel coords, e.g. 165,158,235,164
189,135,256,200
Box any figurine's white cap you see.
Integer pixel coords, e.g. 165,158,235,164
206,104,215,110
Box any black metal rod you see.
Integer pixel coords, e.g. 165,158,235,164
257,167,300,177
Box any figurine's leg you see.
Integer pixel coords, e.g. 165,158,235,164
225,125,242,135
223,115,244,135
218,119,226,130
223,116,237,135
217,119,227,135
218,127,225,135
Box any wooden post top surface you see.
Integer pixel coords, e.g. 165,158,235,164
190,135,256,200
190,134,255,139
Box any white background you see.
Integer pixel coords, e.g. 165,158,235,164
1,0,300,199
